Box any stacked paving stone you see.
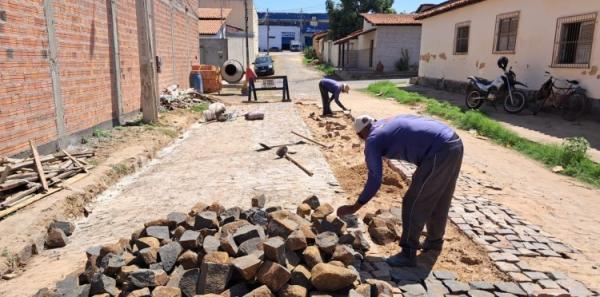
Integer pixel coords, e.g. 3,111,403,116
42,195,383,297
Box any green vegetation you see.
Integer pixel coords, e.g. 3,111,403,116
367,81,600,187
111,163,130,176
303,47,318,60
92,128,111,139
303,52,336,77
326,0,394,40
191,103,208,113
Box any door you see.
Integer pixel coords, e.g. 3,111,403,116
369,40,374,68
200,38,228,67
281,32,296,51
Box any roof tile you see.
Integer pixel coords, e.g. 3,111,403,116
361,13,421,26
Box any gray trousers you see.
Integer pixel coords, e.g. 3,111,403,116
400,136,464,250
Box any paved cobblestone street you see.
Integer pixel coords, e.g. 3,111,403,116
0,103,343,297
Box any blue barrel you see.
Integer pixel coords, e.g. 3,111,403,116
189,71,204,93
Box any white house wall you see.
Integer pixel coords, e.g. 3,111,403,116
419,0,600,99
259,26,301,51
374,26,422,72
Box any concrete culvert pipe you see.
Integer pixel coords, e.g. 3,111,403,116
222,59,244,83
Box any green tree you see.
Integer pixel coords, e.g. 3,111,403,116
326,0,395,40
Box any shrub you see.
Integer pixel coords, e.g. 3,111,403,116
304,47,318,60
395,49,410,72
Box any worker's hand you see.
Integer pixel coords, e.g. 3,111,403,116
336,203,362,217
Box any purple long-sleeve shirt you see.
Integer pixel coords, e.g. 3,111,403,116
320,79,342,101
357,115,455,205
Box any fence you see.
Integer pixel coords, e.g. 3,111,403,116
0,0,199,157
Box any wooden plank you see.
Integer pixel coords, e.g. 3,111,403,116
62,150,88,173
0,183,42,209
30,140,49,192
0,173,87,219
0,164,11,184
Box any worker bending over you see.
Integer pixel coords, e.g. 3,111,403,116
337,115,463,267
318,79,350,116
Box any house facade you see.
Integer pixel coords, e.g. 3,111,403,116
417,0,600,99
333,13,422,73
258,12,329,48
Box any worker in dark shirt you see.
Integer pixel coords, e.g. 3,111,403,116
318,79,350,116
337,115,464,267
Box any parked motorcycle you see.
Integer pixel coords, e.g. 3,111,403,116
465,57,528,114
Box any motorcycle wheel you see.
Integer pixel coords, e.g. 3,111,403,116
466,90,484,110
503,90,527,114
561,93,588,121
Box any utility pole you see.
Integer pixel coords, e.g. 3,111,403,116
136,0,159,123
299,9,303,47
266,9,270,55
244,0,250,68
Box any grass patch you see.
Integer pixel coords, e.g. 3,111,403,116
92,128,111,139
367,81,600,187
303,56,335,76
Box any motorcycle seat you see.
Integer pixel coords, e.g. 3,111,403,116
473,77,492,85
567,80,579,85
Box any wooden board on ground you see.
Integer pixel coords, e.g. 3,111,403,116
30,140,49,191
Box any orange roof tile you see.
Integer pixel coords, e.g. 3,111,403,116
199,19,224,35
334,28,376,45
360,13,421,26
415,0,485,20
197,8,232,20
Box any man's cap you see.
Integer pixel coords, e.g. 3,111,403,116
342,84,351,93
354,115,374,133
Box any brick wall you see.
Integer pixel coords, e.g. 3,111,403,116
0,0,199,157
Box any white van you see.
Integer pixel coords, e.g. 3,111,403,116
290,41,302,52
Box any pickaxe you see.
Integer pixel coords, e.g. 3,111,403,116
276,146,313,177
257,140,306,152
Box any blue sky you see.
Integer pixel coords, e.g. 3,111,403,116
255,0,444,14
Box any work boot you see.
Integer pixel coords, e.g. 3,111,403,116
386,248,417,267
421,239,444,252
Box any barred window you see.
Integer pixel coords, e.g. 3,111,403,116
454,22,470,54
552,13,597,68
494,12,519,53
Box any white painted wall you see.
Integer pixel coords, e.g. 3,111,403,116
374,26,422,72
259,26,301,51
419,0,600,98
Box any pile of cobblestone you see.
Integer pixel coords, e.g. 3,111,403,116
42,195,380,297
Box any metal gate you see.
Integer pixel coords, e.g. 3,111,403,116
200,38,228,67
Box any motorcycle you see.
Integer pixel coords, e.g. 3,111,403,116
465,57,528,114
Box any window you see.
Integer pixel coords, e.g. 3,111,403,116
454,22,470,54
494,12,519,53
552,13,597,68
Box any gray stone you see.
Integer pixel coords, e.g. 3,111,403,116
220,207,242,225
252,194,267,208
470,281,495,291
90,273,119,296
178,230,202,250
264,237,287,265
203,235,221,253
425,277,449,296
519,282,543,296
508,272,531,283
302,246,323,268
50,220,76,237
234,225,266,245
399,282,426,295
303,195,320,210
46,228,68,249
268,218,300,238
129,269,168,288
433,269,457,280
514,261,532,271
146,226,171,242
315,231,338,255
523,271,549,281
556,279,592,297
140,247,158,265
232,254,263,281
290,265,311,288
249,209,269,226
495,282,526,296
495,262,520,273
179,268,199,297
223,282,250,297
286,230,308,251
538,279,560,289
467,289,494,297
167,212,188,229
159,242,183,273
195,211,219,230
538,249,561,257
371,269,391,281
99,253,125,276
390,267,422,282
198,258,232,294
547,271,568,280
257,261,291,292
444,280,470,294
239,237,264,257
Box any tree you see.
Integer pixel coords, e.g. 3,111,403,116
326,0,395,40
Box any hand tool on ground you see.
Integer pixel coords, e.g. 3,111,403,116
291,131,330,149
257,140,306,151
276,146,313,177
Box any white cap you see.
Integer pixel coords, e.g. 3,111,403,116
354,115,374,133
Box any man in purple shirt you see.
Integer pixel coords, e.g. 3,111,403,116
319,79,350,116
337,115,463,267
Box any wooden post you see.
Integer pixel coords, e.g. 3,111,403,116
29,140,49,192
109,0,124,125
43,0,67,149
169,0,176,85
136,0,159,124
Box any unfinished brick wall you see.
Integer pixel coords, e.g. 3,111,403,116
0,1,57,156
0,0,199,157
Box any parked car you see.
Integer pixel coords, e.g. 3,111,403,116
253,55,274,76
290,41,302,52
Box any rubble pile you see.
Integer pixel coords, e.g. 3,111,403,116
49,195,380,297
160,85,217,111
363,209,403,246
